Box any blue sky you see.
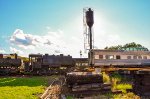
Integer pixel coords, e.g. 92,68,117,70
0,0,150,57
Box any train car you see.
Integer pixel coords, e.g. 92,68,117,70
92,49,150,68
0,54,22,75
26,54,75,75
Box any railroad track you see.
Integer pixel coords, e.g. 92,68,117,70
40,75,110,99
40,76,66,99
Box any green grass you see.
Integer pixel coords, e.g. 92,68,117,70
102,72,139,99
66,96,74,99
0,76,56,99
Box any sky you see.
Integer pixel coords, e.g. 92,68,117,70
0,0,150,58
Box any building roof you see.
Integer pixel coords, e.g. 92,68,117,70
92,49,150,55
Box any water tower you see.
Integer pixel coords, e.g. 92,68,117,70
83,8,94,66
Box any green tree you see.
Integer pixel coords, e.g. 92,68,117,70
104,42,148,51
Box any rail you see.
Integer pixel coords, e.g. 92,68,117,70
40,76,66,99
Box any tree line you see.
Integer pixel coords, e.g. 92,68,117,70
104,42,148,51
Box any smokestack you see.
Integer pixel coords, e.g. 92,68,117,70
15,53,17,59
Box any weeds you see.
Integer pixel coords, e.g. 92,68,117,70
102,72,110,83
116,83,132,93
113,92,140,99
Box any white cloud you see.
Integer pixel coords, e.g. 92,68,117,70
10,47,23,54
9,28,80,57
18,45,35,50
10,29,58,50
0,49,6,53
10,29,36,46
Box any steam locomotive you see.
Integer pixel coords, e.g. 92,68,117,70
25,54,75,75
0,53,75,75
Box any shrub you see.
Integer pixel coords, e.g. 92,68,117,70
116,83,132,93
